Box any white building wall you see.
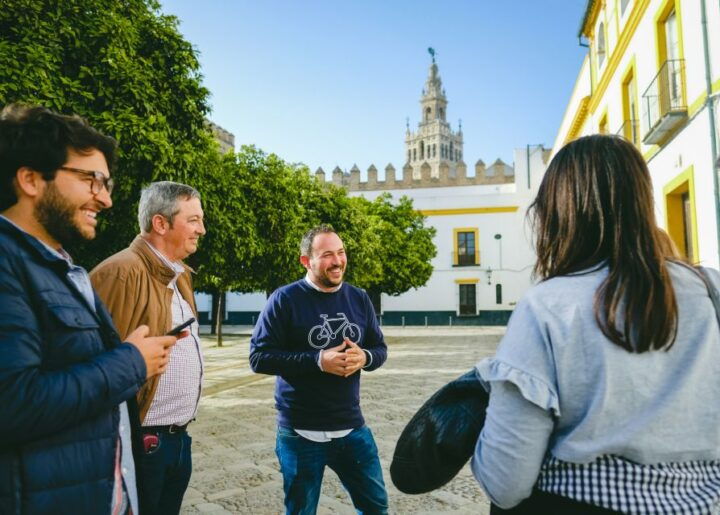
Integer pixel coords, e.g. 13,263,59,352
648,111,719,266
350,146,546,316
551,56,592,154
553,0,720,268
195,291,266,314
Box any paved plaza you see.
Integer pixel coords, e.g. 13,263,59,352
181,327,504,514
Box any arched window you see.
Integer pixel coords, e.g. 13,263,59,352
597,22,606,67
413,148,417,161
449,142,454,161
420,141,425,160
407,150,411,162
425,107,431,121
433,144,436,157
439,107,445,119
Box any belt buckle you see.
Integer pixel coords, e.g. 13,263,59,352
168,423,188,434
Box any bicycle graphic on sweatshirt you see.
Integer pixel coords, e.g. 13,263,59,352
307,313,361,349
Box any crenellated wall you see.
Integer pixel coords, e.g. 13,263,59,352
315,158,515,191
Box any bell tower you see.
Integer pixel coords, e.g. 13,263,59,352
405,48,464,179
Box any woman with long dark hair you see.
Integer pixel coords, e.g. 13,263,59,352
471,135,720,513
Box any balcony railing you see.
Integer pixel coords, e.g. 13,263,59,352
617,119,640,146
451,251,480,267
641,59,687,145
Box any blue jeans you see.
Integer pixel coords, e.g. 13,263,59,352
275,425,389,515
136,431,192,515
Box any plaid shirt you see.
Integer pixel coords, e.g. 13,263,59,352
142,241,203,427
537,454,720,514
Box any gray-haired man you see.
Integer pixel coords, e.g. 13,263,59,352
91,181,206,515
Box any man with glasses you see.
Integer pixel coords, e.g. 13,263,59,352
0,104,180,514
91,181,206,515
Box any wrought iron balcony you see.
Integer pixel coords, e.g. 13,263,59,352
617,119,640,146
641,59,687,145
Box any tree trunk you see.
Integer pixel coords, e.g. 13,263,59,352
212,291,226,347
210,291,218,335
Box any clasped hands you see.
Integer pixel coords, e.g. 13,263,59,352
320,339,366,377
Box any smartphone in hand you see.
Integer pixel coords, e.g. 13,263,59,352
166,317,195,336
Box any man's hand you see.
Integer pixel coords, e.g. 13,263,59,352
320,341,348,376
343,340,366,377
125,325,182,379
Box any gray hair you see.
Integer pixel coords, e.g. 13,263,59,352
300,224,337,257
138,181,200,233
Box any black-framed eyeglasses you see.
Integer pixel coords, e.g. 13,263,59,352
58,166,115,195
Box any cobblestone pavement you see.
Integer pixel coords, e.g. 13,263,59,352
181,327,504,514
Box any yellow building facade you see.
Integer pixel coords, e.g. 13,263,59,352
554,0,720,266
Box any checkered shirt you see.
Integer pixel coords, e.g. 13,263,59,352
143,242,204,427
537,454,720,514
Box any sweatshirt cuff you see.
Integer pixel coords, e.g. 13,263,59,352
362,349,373,369
317,349,324,371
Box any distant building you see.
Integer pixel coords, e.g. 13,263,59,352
554,0,720,267
207,120,235,154
196,57,550,325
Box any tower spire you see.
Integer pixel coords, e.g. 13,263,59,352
420,51,446,123
404,49,464,179
428,47,436,63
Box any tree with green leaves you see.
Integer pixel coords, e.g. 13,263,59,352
0,0,218,268
189,150,258,345
235,146,318,296
218,146,436,307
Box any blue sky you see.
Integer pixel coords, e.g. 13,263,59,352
159,1,589,174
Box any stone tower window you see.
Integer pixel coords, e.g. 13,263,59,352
425,107,431,121
413,148,417,161
407,150,411,162
433,144,436,157
440,107,445,119
449,142,454,161
420,141,425,160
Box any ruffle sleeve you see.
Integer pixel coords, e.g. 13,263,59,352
476,358,560,417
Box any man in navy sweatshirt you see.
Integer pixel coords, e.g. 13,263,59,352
250,224,389,514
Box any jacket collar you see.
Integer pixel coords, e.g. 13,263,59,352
0,215,72,273
0,216,119,341
129,235,194,287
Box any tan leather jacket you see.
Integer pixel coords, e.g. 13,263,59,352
90,235,198,423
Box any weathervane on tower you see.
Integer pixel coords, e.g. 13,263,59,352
428,47,436,63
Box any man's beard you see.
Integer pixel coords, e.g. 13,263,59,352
34,182,88,247
319,265,345,287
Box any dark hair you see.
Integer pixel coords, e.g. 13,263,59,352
300,224,337,257
0,104,117,210
530,134,678,352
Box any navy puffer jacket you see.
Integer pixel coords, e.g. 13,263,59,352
0,218,146,514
